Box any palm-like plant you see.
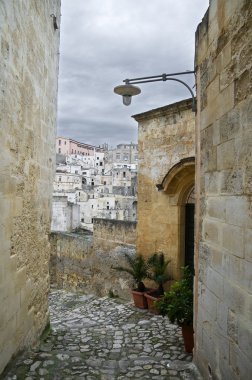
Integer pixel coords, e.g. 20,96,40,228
113,253,148,292
147,252,171,295
156,266,193,325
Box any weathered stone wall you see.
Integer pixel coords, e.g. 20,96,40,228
133,99,195,279
0,1,60,373
194,1,252,379
50,219,136,299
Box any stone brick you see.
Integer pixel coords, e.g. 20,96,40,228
202,219,221,245
206,267,223,299
220,169,244,195
217,139,235,170
225,196,250,227
237,316,252,354
222,224,244,258
206,197,226,221
223,282,246,316
229,342,252,379
244,228,252,262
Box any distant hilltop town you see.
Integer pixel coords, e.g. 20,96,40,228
51,137,138,232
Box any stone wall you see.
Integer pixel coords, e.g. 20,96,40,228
51,196,80,232
133,99,195,279
0,1,60,374
50,219,137,299
194,1,252,379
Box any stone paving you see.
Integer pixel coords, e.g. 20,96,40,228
1,290,202,380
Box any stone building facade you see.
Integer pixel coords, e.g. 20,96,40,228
194,1,252,378
0,1,60,373
133,99,195,280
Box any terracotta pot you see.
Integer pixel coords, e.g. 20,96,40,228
144,290,163,314
131,289,148,309
181,324,194,353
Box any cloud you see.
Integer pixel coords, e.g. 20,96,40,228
57,0,209,147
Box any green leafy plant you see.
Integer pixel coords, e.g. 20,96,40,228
113,253,149,292
156,266,193,325
147,252,172,295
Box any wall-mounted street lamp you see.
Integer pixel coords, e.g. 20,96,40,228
114,71,196,112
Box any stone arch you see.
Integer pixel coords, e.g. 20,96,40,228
158,157,195,205
157,157,195,277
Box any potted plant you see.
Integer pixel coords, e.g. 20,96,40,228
156,266,194,353
113,253,149,309
145,252,172,314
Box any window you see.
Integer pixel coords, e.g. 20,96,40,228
58,148,61,153
123,171,126,178
104,181,106,185
91,205,94,209
64,141,66,145
75,170,78,174
91,218,94,223
79,192,80,196
107,205,109,210
97,157,99,160
59,139,61,145
59,177,61,182
81,218,84,222
100,162,103,166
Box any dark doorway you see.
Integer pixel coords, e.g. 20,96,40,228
185,203,195,273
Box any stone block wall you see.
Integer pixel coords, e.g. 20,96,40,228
194,1,252,378
133,100,195,278
50,219,137,299
0,1,60,374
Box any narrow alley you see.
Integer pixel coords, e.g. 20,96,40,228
2,290,201,380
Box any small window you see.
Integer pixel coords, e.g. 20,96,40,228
58,139,61,145
64,141,66,145
75,170,78,174
100,162,103,166
58,148,61,153
123,171,126,178
91,205,94,209
107,205,109,210
79,192,80,196
104,181,106,185
81,218,84,222
91,218,94,223
59,177,61,182
97,157,99,160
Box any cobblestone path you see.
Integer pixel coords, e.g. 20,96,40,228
2,290,202,380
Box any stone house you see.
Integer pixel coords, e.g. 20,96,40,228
133,98,195,280
134,1,252,379
194,1,252,378
0,0,61,373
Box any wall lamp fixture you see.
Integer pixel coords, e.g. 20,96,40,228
114,71,196,112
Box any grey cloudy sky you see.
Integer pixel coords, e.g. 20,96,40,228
57,0,209,148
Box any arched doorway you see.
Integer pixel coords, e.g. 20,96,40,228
158,157,195,277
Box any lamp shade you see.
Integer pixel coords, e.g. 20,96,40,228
114,84,141,97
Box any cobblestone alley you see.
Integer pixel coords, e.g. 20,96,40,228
1,290,202,380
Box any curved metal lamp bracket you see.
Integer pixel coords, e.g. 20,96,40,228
114,71,196,112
